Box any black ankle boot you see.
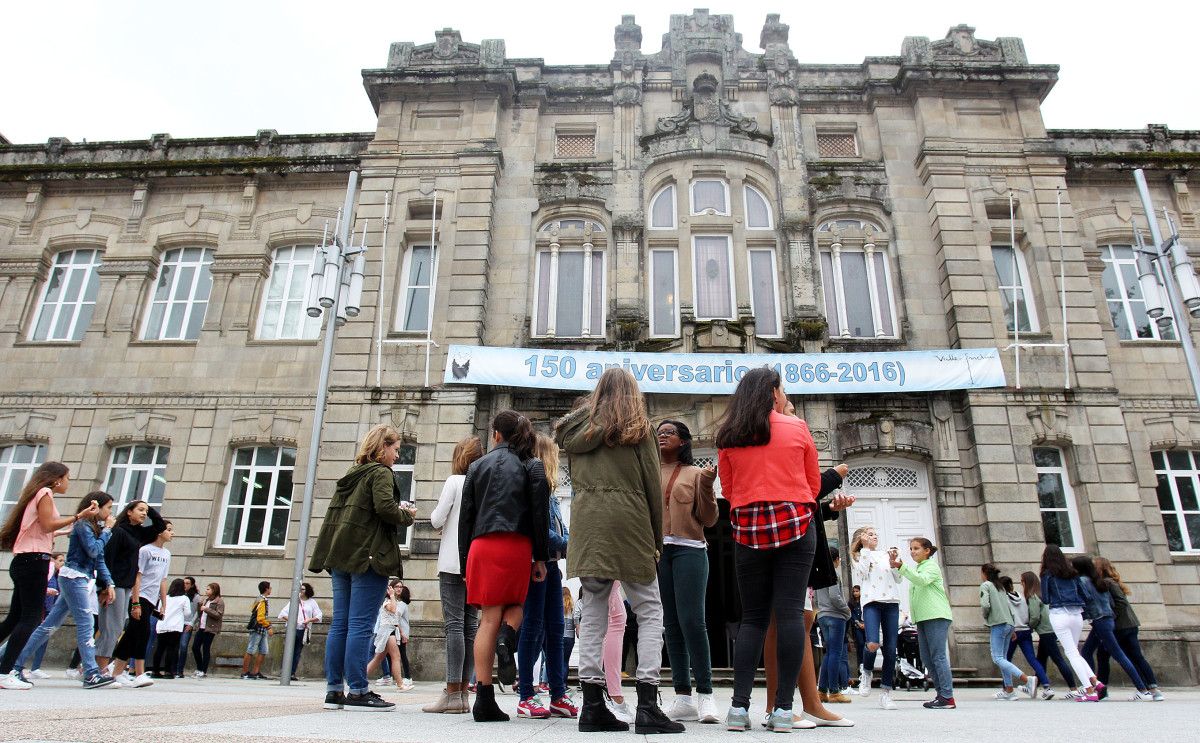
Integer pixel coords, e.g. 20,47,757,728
472,683,510,722
578,681,628,732
634,680,685,734
495,624,517,686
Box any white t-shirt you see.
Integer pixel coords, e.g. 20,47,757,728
157,594,189,633
137,543,171,604
278,597,323,626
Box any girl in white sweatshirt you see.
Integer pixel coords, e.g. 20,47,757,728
850,526,902,710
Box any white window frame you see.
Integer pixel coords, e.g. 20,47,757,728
743,185,774,230
992,244,1040,333
649,184,677,230
391,443,418,550
691,235,736,321
1034,447,1084,553
1152,450,1200,554
1100,244,1174,341
396,244,436,333
0,444,47,522
142,248,214,341
689,179,730,216
216,446,296,549
104,444,169,510
257,246,321,340
747,247,783,338
820,246,899,339
531,246,606,338
648,248,681,338
29,249,102,342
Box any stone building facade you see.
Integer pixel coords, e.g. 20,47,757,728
2,12,1199,682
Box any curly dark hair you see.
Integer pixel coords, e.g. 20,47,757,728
657,419,694,465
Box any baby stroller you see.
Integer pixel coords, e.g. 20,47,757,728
894,622,932,691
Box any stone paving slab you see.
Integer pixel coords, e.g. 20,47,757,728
0,678,1196,742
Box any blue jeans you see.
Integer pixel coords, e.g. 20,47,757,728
659,544,713,695
176,628,192,676
1081,617,1146,691
1006,629,1049,686
518,561,566,700
561,635,575,685
989,624,1026,688
916,618,954,701
816,616,848,693
325,568,388,695
862,601,899,689
15,575,101,678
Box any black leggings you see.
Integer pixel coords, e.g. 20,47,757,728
153,631,181,675
399,640,411,678
192,630,217,673
0,553,51,674
112,598,153,662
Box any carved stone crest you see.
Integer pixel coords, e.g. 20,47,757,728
655,73,759,137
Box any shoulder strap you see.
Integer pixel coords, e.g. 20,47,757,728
664,463,684,502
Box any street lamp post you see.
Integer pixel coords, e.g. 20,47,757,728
280,171,367,685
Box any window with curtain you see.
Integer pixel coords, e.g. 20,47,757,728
692,236,734,320
690,180,729,215
398,245,434,332
532,219,606,338
819,237,897,338
143,247,214,341
649,249,679,337
217,446,296,548
992,244,1038,332
744,185,773,230
748,248,781,337
258,246,320,340
30,249,102,341
1100,244,1174,341
649,185,676,229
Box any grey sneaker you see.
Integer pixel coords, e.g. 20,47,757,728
765,708,793,733
994,689,1019,701
726,706,751,731
1151,688,1165,702
1022,677,1038,698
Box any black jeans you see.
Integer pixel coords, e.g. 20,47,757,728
0,552,51,674
1097,626,1159,688
192,630,217,673
290,629,306,677
152,630,181,676
731,524,816,711
112,598,154,662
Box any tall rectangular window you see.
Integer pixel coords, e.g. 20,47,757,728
1100,244,1174,341
258,246,320,340
391,444,417,549
748,248,781,337
820,248,897,338
1034,447,1084,552
398,245,434,332
692,236,734,320
649,249,679,337
104,445,169,509
143,248,214,341
30,249,102,341
533,249,605,337
217,446,295,548
992,245,1038,332
0,445,47,521
1152,450,1200,553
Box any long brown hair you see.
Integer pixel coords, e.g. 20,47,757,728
1020,571,1041,600
715,367,779,449
584,368,650,447
0,461,69,551
534,433,559,489
981,562,1004,592
451,436,483,476
1039,543,1077,579
1093,557,1131,597
492,410,536,459
356,424,402,465
76,491,114,537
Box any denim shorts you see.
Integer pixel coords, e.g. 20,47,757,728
246,628,270,655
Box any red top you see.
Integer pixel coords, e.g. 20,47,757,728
718,411,821,510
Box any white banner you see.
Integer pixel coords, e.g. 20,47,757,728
443,345,1006,395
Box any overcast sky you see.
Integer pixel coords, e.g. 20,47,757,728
2,0,1196,144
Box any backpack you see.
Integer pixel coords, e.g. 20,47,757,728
246,598,263,631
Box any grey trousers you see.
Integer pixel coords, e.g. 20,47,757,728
96,586,130,658
438,572,478,685
578,577,663,685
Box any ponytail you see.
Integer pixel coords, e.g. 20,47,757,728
981,562,1004,592
909,536,938,557
493,409,535,460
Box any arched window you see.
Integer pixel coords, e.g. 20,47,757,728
30,249,102,341
744,185,773,230
649,185,676,229
533,219,606,338
818,219,898,338
143,247,214,340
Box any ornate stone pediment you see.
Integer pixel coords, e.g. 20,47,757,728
0,411,56,445
902,25,1027,65
106,411,178,446
656,74,759,138
229,412,302,448
387,29,505,69
534,168,613,207
838,414,934,458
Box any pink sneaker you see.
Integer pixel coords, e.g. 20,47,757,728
549,695,579,718
1074,693,1100,702
517,697,552,719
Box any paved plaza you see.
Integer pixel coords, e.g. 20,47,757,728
0,677,1195,742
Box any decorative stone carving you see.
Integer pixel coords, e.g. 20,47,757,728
388,29,505,69
1144,415,1200,450
902,25,1027,65
229,412,302,448
613,82,642,106
654,74,759,137
106,411,178,446
18,183,43,237
125,182,150,234
379,405,420,441
0,411,57,445
1027,405,1071,445
239,178,260,231
614,15,642,52
534,170,613,207
838,415,934,458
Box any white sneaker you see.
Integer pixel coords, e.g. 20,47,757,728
133,673,155,688
994,689,1019,701
859,668,873,697
1151,688,1165,702
113,673,135,688
193,670,206,678
64,668,83,680
375,677,394,687
0,673,32,690
839,687,853,696
399,679,414,692
1021,677,1037,699
696,692,720,724
1039,687,1055,700
607,699,635,724
667,694,699,721
878,691,897,710
28,669,50,680
1130,691,1154,702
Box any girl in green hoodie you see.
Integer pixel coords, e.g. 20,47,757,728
894,538,955,709
980,563,1036,701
